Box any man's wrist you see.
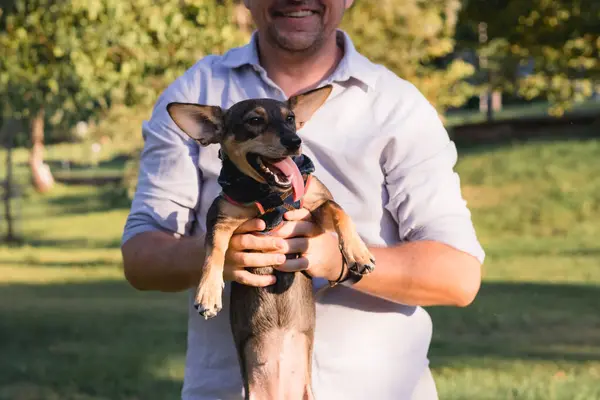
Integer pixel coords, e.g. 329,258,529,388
328,244,363,287
338,268,364,287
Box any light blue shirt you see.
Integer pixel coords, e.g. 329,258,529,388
123,30,484,400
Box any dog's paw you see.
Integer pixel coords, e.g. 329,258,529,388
194,273,225,320
342,238,375,276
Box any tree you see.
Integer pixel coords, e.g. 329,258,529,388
459,0,600,115
341,0,477,112
0,0,248,193
0,117,21,243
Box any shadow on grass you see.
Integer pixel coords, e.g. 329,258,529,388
455,130,600,156
450,113,600,151
427,282,600,368
45,186,132,216
32,153,131,172
0,280,188,400
0,279,598,399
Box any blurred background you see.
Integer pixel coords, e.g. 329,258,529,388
1,1,599,399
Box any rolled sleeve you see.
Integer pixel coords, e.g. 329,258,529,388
382,86,485,264
122,73,202,246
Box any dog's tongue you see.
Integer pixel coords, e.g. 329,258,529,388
271,157,304,201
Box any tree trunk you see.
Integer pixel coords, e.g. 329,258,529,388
3,131,18,243
29,107,55,193
1,118,21,244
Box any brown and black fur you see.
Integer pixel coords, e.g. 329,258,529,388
167,85,375,400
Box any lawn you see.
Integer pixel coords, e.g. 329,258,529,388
1,135,599,399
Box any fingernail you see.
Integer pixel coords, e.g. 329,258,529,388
269,276,277,285
276,254,287,263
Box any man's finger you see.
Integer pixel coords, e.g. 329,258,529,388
233,270,277,287
277,237,310,254
234,218,266,234
230,233,284,252
284,208,312,222
270,221,323,238
274,257,310,273
230,251,287,267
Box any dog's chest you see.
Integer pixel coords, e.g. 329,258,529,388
218,155,315,234
257,181,307,233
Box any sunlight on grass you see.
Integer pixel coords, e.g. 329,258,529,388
148,355,187,382
0,265,122,285
434,361,600,400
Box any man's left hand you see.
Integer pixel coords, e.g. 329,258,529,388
268,208,344,282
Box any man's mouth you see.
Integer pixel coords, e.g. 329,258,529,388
275,10,317,18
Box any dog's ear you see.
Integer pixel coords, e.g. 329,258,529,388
166,103,224,146
288,85,333,130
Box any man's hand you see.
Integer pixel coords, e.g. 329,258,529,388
224,218,284,287
270,209,344,282
224,209,344,287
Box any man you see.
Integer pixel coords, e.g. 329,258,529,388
121,0,485,399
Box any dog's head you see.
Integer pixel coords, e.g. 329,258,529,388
167,85,332,199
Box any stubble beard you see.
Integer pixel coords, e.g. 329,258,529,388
266,25,328,55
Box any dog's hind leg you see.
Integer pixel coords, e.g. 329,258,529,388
232,267,315,400
196,198,255,319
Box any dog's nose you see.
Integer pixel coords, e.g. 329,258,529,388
281,136,302,151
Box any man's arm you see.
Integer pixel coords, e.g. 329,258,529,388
121,71,205,293
121,66,288,292
122,232,204,292
277,83,484,307
353,83,484,307
275,209,481,307
353,241,481,307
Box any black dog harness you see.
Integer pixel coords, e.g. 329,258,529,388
217,154,315,233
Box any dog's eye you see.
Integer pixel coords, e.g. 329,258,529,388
246,117,264,126
286,115,295,123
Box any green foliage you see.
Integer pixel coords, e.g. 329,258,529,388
0,0,248,136
342,0,476,111
460,0,600,115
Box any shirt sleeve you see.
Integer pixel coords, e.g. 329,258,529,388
121,71,202,246
381,84,485,264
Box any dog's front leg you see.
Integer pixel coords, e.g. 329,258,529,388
196,198,255,319
302,178,375,277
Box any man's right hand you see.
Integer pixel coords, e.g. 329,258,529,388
224,218,286,287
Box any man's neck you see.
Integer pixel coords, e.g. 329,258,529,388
257,32,344,97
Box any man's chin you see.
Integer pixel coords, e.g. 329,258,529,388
269,29,324,52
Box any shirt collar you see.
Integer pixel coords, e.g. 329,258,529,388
220,30,378,90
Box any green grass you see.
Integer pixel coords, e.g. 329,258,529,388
1,135,600,399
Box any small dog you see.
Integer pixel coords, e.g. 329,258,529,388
167,85,375,399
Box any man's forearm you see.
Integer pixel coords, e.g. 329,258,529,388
353,241,482,307
121,231,205,292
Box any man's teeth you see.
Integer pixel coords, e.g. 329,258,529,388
283,11,314,17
